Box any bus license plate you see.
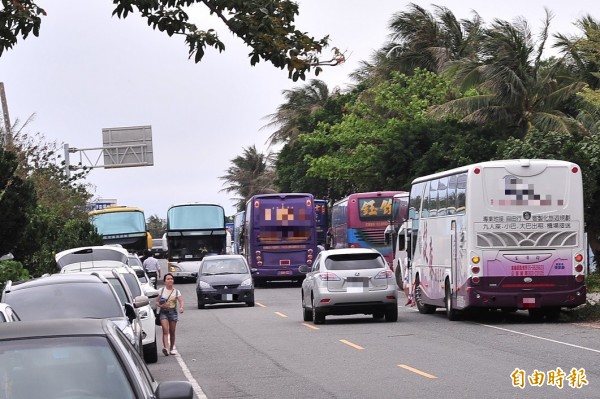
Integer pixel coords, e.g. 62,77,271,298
278,270,292,276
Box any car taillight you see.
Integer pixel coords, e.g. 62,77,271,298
318,272,340,281
375,270,393,279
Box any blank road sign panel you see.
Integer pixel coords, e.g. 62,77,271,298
102,125,153,168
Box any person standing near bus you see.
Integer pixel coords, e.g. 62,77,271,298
143,252,160,288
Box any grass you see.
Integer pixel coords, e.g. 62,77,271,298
560,272,600,322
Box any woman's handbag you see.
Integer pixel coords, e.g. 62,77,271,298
155,309,162,326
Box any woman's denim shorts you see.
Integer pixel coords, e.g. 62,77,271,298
159,308,178,322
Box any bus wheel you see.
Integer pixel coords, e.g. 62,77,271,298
528,308,545,322
394,265,402,288
415,275,436,315
543,307,561,322
445,282,460,321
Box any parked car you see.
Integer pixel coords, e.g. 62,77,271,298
60,258,158,364
131,265,160,310
1,273,143,351
55,245,130,271
196,254,256,308
0,303,20,322
151,238,167,259
0,318,193,398
299,248,399,324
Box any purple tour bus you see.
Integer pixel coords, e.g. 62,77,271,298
244,193,318,283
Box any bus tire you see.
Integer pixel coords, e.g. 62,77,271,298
415,274,436,314
394,263,402,288
445,281,460,321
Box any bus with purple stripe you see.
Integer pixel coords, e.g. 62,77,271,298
331,191,405,267
405,159,587,321
244,193,318,283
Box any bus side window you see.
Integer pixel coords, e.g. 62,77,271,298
456,173,467,215
438,177,448,216
447,175,458,215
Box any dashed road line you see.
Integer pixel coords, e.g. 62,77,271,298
398,364,438,379
339,339,364,350
274,311,287,318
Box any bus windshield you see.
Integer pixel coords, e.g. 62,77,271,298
168,205,225,230
91,211,146,235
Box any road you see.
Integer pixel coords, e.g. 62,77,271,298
149,267,599,398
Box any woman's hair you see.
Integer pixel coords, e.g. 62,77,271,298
163,272,174,282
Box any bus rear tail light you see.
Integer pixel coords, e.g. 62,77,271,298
307,249,313,254
318,272,340,281
257,261,263,267
375,270,393,279
306,260,312,265
575,254,583,262
471,256,480,264
471,265,480,274
255,251,261,256
574,264,584,273
307,254,313,260
472,276,480,284
575,275,584,283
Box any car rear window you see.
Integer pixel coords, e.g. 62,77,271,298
325,253,385,270
4,283,124,320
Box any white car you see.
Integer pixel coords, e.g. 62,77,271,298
0,303,20,322
300,248,399,324
131,265,159,311
57,245,159,364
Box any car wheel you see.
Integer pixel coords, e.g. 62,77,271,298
246,300,255,307
415,274,436,314
303,295,313,322
445,280,460,321
197,297,205,309
373,311,384,320
143,336,158,364
384,306,398,322
312,296,325,325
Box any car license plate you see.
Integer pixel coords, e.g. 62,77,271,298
346,277,368,292
278,270,292,276
222,294,233,301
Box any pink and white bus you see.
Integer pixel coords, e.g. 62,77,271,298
331,191,406,267
405,159,587,321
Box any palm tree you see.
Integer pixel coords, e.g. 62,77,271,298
553,15,600,90
352,3,483,84
262,79,336,146
431,10,587,138
219,145,277,211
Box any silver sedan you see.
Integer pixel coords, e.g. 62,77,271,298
300,248,399,324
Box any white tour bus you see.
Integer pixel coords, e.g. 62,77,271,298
405,159,587,321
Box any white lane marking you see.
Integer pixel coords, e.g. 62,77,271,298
274,311,288,318
480,324,600,354
174,351,208,399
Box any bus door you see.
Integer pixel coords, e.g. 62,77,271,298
450,220,457,303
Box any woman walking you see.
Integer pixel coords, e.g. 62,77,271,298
156,273,184,356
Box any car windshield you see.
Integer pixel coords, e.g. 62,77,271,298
128,256,143,267
0,336,135,398
121,273,142,297
56,248,128,269
201,259,248,275
325,253,385,270
4,283,124,320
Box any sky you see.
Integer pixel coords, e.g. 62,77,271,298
0,0,593,219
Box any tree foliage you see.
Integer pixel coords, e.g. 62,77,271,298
1,0,344,81
147,214,166,239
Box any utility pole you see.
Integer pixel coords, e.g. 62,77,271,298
0,82,13,148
